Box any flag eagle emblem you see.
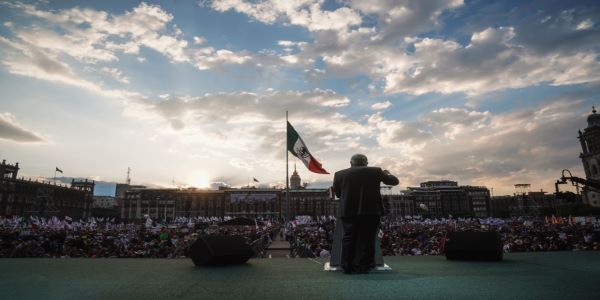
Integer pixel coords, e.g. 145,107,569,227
287,121,328,174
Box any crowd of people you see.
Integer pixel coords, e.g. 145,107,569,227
284,216,335,258
0,216,279,258
1,215,599,259
285,216,600,258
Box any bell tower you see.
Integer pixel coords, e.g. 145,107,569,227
290,164,302,189
578,107,600,207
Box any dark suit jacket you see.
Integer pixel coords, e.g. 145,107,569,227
333,166,399,217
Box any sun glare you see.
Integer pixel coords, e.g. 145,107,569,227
191,174,210,188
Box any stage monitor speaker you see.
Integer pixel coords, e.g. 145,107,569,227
190,235,253,266
445,231,503,261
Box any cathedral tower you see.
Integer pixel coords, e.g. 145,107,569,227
290,164,302,189
578,107,600,207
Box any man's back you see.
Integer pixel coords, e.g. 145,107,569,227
333,166,399,217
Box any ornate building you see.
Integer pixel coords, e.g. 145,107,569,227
284,188,337,217
402,181,490,217
121,168,337,221
121,187,336,221
0,159,94,218
384,194,417,216
116,183,146,219
578,107,600,207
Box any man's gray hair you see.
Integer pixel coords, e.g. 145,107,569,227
350,154,368,167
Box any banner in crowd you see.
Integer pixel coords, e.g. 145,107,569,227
230,193,278,204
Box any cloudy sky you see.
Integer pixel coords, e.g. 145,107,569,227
0,0,598,196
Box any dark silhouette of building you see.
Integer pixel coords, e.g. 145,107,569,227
489,195,517,217
284,188,337,217
402,181,490,217
578,107,600,207
121,187,337,221
489,190,562,217
92,196,119,219
0,159,94,218
116,183,146,219
384,194,417,216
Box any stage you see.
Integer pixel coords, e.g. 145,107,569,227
1,251,599,299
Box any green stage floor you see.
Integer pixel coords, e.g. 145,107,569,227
1,252,599,300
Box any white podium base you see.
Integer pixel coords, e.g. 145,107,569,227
323,262,392,272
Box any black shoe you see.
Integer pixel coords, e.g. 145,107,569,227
357,266,370,274
342,267,354,274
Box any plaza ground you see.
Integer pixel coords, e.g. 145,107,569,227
1,251,599,300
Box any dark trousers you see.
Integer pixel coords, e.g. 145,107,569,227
341,215,380,270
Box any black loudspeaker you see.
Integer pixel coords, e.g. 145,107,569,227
445,231,503,261
190,235,253,266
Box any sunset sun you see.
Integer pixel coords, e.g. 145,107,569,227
191,174,210,189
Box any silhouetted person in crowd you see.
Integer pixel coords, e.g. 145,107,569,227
333,154,399,274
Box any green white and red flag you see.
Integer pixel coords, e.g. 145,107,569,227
287,121,329,174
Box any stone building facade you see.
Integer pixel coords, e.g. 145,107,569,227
121,187,336,221
0,159,94,218
578,108,600,207
401,181,491,217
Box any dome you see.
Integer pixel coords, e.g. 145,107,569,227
587,107,600,127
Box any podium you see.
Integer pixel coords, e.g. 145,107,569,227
324,216,391,271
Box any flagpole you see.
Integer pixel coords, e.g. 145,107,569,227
53,168,56,185
286,111,290,221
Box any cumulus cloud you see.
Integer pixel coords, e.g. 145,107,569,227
576,19,593,30
350,0,464,43
382,27,600,95
9,2,176,62
8,1,596,100
193,36,205,44
365,99,589,194
513,8,600,56
101,67,130,84
316,25,600,96
128,88,374,178
0,113,44,142
192,48,253,70
0,2,269,74
371,101,392,110
208,1,599,96
0,36,100,90
152,89,357,131
368,113,432,150
210,0,362,32
0,34,153,120
140,89,363,184
227,2,598,97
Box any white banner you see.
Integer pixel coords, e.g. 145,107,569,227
230,193,278,204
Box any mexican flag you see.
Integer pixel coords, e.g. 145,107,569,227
287,121,329,174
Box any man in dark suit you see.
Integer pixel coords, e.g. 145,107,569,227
333,154,399,274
